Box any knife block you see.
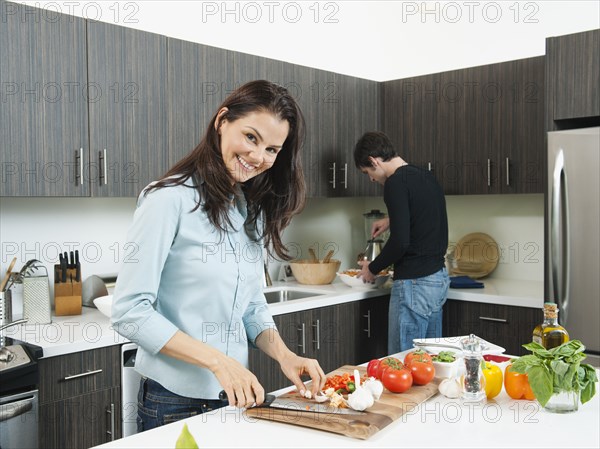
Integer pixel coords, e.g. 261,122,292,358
54,265,82,316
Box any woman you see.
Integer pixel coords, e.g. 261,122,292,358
112,80,326,431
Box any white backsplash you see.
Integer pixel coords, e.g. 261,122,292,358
1,193,544,314
279,193,545,283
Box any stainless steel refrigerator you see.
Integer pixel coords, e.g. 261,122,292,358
548,126,600,367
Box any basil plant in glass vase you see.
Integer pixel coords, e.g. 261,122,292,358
511,340,597,413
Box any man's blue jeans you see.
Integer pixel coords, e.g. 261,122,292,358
388,267,450,354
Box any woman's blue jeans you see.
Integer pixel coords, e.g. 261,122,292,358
137,377,228,431
388,267,450,354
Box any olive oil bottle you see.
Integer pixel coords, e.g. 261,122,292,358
532,302,569,349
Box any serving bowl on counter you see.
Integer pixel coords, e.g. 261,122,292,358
336,269,390,289
289,259,341,285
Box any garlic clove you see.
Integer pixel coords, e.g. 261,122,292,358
314,392,329,403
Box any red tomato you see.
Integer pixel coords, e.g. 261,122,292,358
367,359,381,378
376,357,402,379
408,360,435,385
381,365,413,393
404,350,433,366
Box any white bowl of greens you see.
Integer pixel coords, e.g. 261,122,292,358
432,351,460,379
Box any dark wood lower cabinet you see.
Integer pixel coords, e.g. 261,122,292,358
249,296,390,393
358,296,390,362
442,299,540,356
39,387,121,448
38,345,122,449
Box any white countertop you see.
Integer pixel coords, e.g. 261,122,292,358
447,277,543,308
93,356,599,449
5,277,542,358
3,306,129,358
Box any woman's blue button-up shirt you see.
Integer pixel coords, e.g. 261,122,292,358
111,178,275,399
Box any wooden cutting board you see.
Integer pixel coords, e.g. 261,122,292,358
244,365,441,440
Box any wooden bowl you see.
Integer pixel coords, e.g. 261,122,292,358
452,232,499,279
289,259,341,285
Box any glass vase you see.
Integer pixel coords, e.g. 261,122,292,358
544,390,579,413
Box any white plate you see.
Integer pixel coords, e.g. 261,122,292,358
93,294,113,318
412,335,505,355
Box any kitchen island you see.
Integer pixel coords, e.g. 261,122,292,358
93,356,599,449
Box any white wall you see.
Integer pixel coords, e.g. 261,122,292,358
277,193,544,283
1,193,544,317
16,1,600,80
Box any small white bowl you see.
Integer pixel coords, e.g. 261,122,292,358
93,294,113,318
433,358,461,379
336,270,390,289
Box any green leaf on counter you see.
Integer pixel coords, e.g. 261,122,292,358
176,423,199,449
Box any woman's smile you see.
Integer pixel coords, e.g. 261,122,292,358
217,109,290,183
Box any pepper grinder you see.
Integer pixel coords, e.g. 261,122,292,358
460,334,486,402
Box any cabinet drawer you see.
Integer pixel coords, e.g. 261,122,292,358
39,346,121,404
443,300,539,356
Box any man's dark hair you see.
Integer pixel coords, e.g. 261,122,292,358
353,131,398,168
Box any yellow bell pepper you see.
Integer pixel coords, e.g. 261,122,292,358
482,362,503,399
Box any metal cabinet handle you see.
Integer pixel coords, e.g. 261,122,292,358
551,150,570,322
340,163,348,189
363,310,371,338
478,316,508,323
487,159,491,187
63,368,103,381
329,162,336,189
312,319,320,350
99,149,108,185
75,148,84,185
298,323,306,354
428,162,432,171
106,402,115,441
0,397,33,422
506,157,510,186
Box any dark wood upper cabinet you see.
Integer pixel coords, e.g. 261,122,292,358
382,57,545,194
87,21,169,197
5,0,588,199
331,74,381,197
546,29,600,126
166,39,234,165
0,1,89,196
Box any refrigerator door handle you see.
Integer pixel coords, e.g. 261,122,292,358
551,150,570,322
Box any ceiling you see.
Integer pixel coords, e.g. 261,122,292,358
16,1,600,81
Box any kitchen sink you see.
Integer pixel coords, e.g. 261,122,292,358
263,288,328,304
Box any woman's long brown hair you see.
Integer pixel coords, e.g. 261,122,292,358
146,80,306,260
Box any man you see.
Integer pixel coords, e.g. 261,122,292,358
355,131,449,353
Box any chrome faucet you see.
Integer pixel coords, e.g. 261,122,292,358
263,263,272,287
0,318,27,333
0,318,27,351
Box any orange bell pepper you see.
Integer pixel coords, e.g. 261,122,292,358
504,363,535,400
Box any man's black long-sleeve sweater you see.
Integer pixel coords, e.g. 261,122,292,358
369,165,448,280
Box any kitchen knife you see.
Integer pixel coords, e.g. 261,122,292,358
262,394,365,415
75,250,80,282
57,254,63,283
61,252,67,283
218,391,365,415
69,251,75,268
